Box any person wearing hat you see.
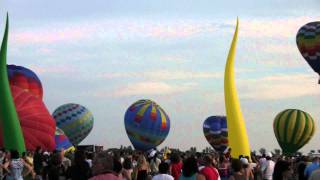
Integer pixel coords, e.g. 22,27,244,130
240,158,254,180
261,153,275,180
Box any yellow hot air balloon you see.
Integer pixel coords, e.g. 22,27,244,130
224,19,251,158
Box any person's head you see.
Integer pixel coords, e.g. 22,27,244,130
92,151,114,176
312,157,319,163
113,158,123,175
203,154,215,167
123,158,133,170
10,150,19,159
231,159,243,173
74,150,86,165
240,158,249,168
273,160,292,180
159,162,170,174
35,146,42,153
137,154,147,168
266,152,273,160
182,157,198,177
51,152,62,165
170,153,181,164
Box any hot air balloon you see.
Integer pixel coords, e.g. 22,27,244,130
0,85,56,151
7,64,43,98
296,22,320,83
273,109,316,155
55,128,75,152
53,103,94,145
203,116,228,153
124,99,170,152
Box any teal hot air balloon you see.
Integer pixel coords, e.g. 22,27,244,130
124,99,170,152
53,103,94,145
273,109,316,155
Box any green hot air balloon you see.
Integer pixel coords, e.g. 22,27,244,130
273,109,316,155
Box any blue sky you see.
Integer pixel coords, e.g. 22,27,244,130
0,0,320,152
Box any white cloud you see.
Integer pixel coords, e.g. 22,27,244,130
94,81,197,97
239,74,319,100
101,70,222,80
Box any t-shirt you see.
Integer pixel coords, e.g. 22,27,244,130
304,162,319,179
171,162,183,180
262,160,275,180
152,174,174,180
200,166,219,180
89,173,120,180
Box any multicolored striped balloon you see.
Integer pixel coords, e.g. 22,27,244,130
55,128,75,152
124,99,170,151
7,65,43,99
273,109,316,154
296,22,320,82
53,103,94,145
203,116,228,153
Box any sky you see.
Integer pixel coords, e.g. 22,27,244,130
0,0,320,153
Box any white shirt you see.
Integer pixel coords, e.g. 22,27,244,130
152,174,174,180
262,160,275,180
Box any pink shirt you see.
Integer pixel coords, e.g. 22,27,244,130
89,173,121,180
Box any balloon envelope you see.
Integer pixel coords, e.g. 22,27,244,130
273,109,316,154
296,22,320,78
55,128,75,152
203,116,228,153
0,86,56,151
7,64,43,99
53,103,94,145
124,99,170,152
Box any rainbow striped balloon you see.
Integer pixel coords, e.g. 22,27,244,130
296,22,320,81
53,103,94,145
124,99,170,151
273,109,316,154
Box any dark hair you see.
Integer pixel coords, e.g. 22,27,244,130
113,158,123,174
182,157,198,177
159,162,170,174
74,150,86,165
123,158,133,170
10,150,20,159
170,153,180,164
231,159,242,172
203,155,213,166
273,160,291,180
266,156,272,161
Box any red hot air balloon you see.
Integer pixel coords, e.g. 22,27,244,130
7,65,43,98
0,86,56,151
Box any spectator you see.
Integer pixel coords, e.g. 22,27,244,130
152,162,174,180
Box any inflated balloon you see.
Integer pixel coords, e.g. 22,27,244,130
0,86,56,151
273,109,316,155
53,103,94,145
55,128,75,152
224,19,251,158
0,15,25,153
203,116,228,153
296,22,320,83
124,99,170,152
7,65,43,99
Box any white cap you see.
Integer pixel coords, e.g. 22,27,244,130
240,158,249,165
266,152,272,157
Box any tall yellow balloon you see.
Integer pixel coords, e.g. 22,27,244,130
224,19,251,158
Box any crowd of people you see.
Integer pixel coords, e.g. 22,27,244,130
0,147,320,180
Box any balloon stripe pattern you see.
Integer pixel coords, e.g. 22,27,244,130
125,99,170,152
7,65,43,99
55,128,75,152
296,22,320,75
203,116,228,153
273,109,315,154
53,103,94,145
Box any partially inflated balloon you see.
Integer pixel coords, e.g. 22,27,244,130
53,103,94,145
203,116,228,153
0,85,56,151
296,22,320,82
0,15,25,153
273,109,316,155
124,99,170,152
55,128,75,152
7,65,43,99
